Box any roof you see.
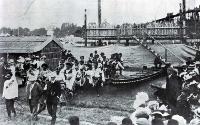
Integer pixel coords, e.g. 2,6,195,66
0,36,63,53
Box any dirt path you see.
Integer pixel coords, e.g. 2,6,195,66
0,77,165,125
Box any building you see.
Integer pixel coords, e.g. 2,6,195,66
0,36,64,70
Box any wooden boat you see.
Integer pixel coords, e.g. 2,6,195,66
109,68,163,85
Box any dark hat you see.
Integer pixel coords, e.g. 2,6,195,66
68,116,79,125
122,117,133,125
107,122,117,125
41,63,48,69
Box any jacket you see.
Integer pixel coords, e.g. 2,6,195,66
26,81,43,105
46,81,61,104
2,76,18,99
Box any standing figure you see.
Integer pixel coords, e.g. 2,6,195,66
2,72,18,120
93,63,105,97
46,73,61,125
26,79,43,120
154,56,162,69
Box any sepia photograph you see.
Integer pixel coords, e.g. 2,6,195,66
0,0,200,124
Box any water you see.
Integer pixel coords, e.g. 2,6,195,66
65,44,156,68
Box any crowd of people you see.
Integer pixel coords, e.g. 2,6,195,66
1,48,200,125
105,57,200,125
0,49,124,125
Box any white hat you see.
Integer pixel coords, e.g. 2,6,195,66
172,115,187,125
151,110,163,116
49,72,56,78
179,71,187,77
17,57,25,63
189,80,198,86
8,59,14,63
195,61,200,65
110,116,125,125
158,105,168,111
195,108,200,118
41,55,46,59
184,74,192,81
25,57,31,61
147,101,159,111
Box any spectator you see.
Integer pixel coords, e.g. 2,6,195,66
151,119,164,125
136,118,150,125
26,79,43,120
107,122,117,125
122,117,133,125
189,108,200,125
167,119,178,125
154,56,162,69
68,116,79,125
2,72,18,120
172,115,187,125
46,72,61,125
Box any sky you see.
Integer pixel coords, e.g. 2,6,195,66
0,0,199,29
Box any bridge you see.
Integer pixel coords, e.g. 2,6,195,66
86,27,182,41
85,4,200,42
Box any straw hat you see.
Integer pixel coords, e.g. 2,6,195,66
25,57,31,61
172,115,187,125
40,55,46,59
194,108,200,118
8,59,14,64
17,57,25,63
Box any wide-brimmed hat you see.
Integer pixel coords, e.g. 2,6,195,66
8,59,14,64
151,105,170,117
134,108,150,119
40,55,46,59
17,57,25,63
172,115,187,125
136,118,150,125
147,101,159,111
151,110,163,116
25,57,31,61
195,108,200,118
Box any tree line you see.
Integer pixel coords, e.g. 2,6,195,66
0,23,84,37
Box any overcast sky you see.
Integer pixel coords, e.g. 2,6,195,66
0,0,199,29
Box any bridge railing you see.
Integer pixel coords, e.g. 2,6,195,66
87,27,183,39
142,32,185,65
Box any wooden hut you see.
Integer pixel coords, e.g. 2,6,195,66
0,36,64,70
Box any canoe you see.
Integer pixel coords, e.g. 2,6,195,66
109,69,163,85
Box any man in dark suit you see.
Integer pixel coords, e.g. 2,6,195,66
46,73,61,125
26,79,43,120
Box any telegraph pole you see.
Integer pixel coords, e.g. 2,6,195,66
98,0,102,45
182,0,186,44
182,0,186,20
98,0,102,28
84,9,87,47
179,3,186,44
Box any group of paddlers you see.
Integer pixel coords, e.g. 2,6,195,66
0,50,124,125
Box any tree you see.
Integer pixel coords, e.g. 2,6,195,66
31,28,47,36
53,27,61,37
